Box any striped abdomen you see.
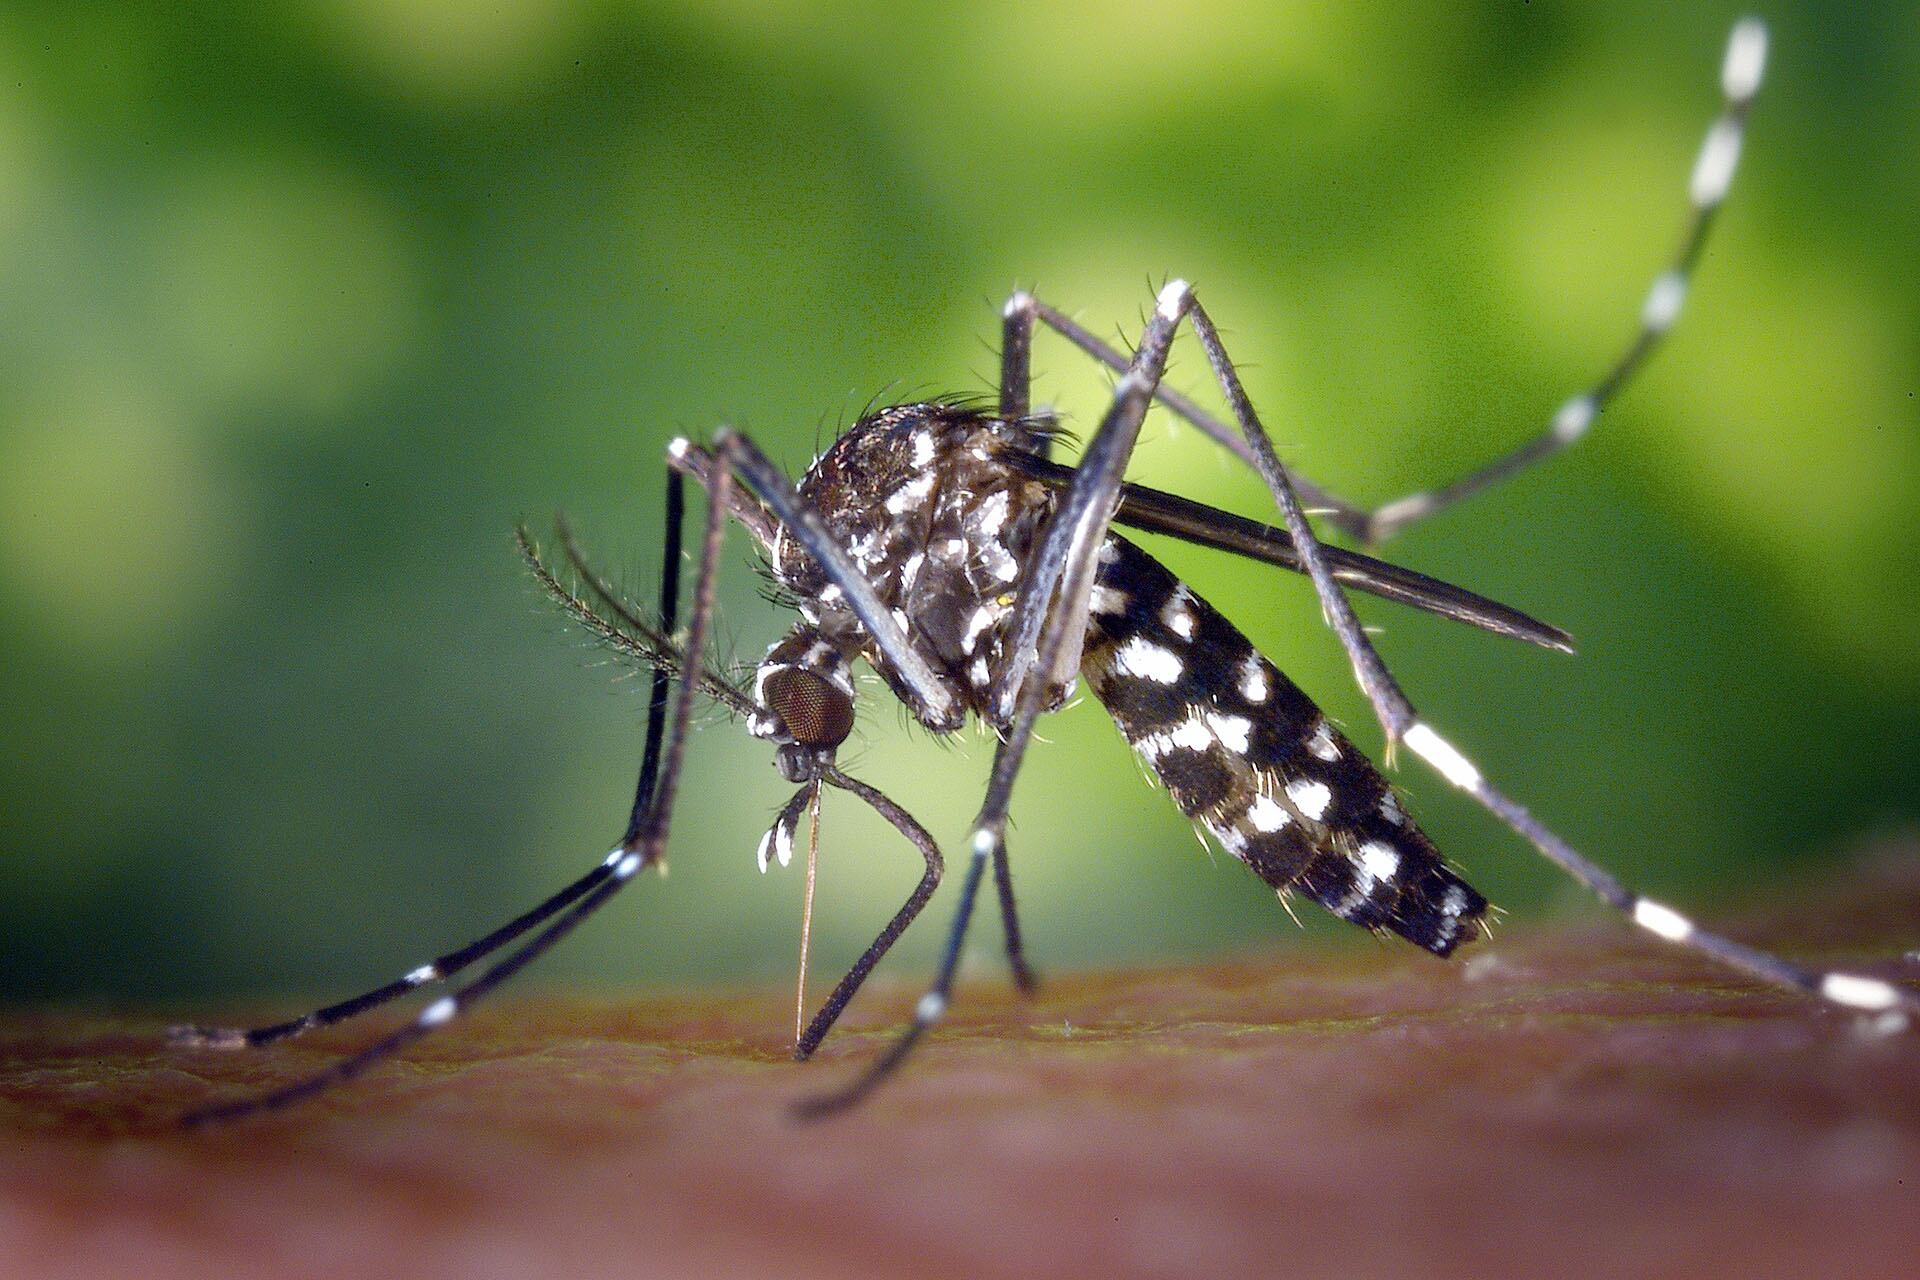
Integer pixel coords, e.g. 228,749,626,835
1081,535,1487,956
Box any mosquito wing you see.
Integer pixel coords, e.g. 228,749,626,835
1001,451,1572,653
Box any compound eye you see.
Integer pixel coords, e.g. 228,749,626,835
762,667,855,750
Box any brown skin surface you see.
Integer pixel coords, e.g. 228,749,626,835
6,854,1920,1280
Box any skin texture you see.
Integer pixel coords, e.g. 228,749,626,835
5,850,1919,1280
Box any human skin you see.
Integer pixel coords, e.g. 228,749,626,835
5,851,1919,1280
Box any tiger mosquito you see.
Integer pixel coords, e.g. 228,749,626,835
173,17,1916,1125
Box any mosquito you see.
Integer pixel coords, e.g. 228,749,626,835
172,17,1915,1125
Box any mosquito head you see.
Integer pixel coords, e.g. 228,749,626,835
765,666,855,782
751,625,857,782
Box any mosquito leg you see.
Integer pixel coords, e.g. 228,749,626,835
624,465,685,844
172,470,698,1054
991,282,1196,723
181,870,634,1125
1025,296,1363,529
991,837,1038,994
626,440,728,844
802,556,1145,1114
982,289,1048,990
793,820,991,1118
168,856,624,1051
1395,721,1917,1027
1182,291,1420,745
1025,26,1768,547
1178,271,1913,1027
180,446,735,1124
1362,19,1768,544
793,769,944,1060
801,283,1197,1113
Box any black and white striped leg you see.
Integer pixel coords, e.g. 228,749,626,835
992,281,1193,724
178,445,735,1124
1179,289,1422,745
169,470,696,1056
1175,286,1915,1030
168,858,623,1052
990,288,1048,995
801,282,1197,1113
181,867,637,1125
1015,293,1363,527
1361,18,1768,544
1401,722,1917,1029
1016,19,1768,548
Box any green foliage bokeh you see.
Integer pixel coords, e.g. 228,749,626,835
2,2,1916,1004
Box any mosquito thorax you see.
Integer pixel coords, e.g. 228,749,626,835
774,402,1057,731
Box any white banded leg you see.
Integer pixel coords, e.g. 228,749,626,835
178,441,736,1125
169,473,705,1057
1017,19,1768,548
1363,17,1769,543
992,279,1197,724
1136,271,1912,1029
167,849,627,1051
1164,273,1913,1029
1013,293,1359,523
182,848,656,1125
1398,722,1915,1028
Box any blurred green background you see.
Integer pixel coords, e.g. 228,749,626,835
2,2,1916,1008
